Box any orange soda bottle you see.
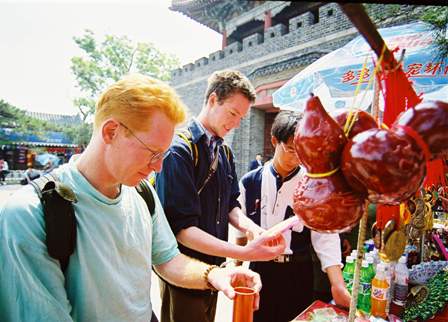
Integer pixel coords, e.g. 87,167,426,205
370,262,389,319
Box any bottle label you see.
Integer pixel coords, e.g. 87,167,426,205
343,272,353,291
360,281,371,295
393,283,408,304
372,285,387,300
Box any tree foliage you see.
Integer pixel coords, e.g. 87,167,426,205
71,30,180,121
0,99,92,147
421,6,448,61
0,100,60,133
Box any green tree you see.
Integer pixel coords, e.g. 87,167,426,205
71,30,180,121
421,6,448,61
0,99,90,147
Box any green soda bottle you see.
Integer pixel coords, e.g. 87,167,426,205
343,256,355,294
358,260,372,314
365,255,376,280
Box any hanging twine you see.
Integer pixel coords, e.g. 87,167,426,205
344,45,387,137
348,201,369,322
305,167,340,178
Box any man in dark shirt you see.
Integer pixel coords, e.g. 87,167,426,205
248,153,263,171
156,70,285,322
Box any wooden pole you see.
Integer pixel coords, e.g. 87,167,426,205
338,3,396,70
348,204,369,322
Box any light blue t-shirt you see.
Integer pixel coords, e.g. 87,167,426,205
0,163,179,322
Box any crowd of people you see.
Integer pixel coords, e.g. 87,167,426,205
0,70,350,322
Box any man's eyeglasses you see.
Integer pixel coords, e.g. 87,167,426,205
119,122,170,165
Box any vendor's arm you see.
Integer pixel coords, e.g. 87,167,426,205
229,206,265,241
311,231,351,308
326,265,351,308
0,189,73,322
232,177,266,251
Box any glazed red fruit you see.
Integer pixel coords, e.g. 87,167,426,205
293,171,365,233
392,100,448,160
294,96,346,174
332,109,378,139
341,128,426,204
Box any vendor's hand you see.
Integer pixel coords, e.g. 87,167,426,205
331,283,351,308
243,231,286,261
246,225,266,241
207,265,262,310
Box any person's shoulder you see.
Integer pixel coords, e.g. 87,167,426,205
241,166,263,186
0,185,45,246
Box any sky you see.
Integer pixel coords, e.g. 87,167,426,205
0,0,221,115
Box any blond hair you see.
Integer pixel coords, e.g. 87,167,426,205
94,73,187,131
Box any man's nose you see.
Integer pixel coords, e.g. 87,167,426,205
149,159,164,173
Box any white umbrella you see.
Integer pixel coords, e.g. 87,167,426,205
273,22,448,113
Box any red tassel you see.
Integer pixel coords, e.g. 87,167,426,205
376,204,400,230
424,158,447,188
380,48,422,127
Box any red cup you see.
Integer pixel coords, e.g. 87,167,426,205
232,286,256,322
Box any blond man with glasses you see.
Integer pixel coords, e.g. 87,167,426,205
0,74,279,322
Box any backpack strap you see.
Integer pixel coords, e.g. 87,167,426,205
222,144,232,164
29,172,77,273
176,129,198,167
175,128,234,195
136,180,155,216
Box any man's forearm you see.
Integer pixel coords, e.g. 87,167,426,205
177,226,246,260
154,253,212,290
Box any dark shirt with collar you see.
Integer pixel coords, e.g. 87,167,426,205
240,164,311,254
155,118,240,266
248,159,262,171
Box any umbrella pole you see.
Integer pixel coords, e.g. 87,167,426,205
348,204,368,322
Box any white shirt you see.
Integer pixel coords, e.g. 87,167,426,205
238,161,342,271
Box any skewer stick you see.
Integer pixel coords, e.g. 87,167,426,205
338,3,396,70
348,203,369,322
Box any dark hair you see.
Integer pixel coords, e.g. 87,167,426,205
204,70,256,105
271,111,302,143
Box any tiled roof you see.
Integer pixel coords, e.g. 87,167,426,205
25,111,82,126
248,52,328,78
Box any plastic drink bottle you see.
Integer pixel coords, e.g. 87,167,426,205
390,256,409,317
371,263,389,319
343,256,355,293
384,261,395,314
365,255,376,279
357,260,372,314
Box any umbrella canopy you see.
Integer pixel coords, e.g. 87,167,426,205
273,22,448,112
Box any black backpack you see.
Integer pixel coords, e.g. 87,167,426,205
30,172,155,272
29,172,159,322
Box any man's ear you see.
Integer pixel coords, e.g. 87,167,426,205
102,119,120,144
271,136,278,148
207,92,218,108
